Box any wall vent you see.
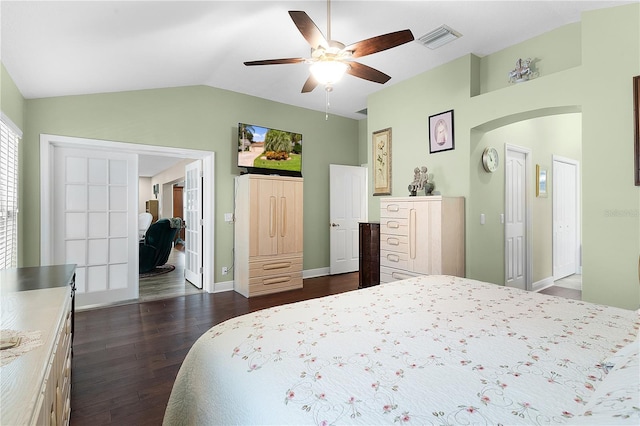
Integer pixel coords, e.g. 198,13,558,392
417,25,461,50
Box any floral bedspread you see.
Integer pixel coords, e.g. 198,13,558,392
164,275,639,425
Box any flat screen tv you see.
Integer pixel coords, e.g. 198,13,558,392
237,123,303,177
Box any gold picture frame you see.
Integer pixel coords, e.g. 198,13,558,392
536,164,548,198
373,128,392,195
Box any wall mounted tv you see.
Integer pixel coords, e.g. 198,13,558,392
237,123,303,177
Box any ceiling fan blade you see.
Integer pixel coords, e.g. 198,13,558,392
344,29,414,58
347,62,391,84
301,75,319,93
244,58,307,66
289,11,329,50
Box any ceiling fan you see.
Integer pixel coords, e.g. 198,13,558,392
243,1,414,93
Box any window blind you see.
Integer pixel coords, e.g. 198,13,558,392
0,113,21,269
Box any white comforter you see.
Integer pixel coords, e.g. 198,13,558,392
164,275,639,425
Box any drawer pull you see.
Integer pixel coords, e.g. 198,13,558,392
269,196,277,237
263,262,291,271
263,276,291,285
386,237,400,246
386,254,400,263
386,204,400,212
386,221,400,229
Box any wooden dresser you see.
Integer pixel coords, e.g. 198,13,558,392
234,175,304,297
0,265,76,425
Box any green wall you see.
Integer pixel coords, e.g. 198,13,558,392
367,4,639,309
1,63,25,129
19,85,360,282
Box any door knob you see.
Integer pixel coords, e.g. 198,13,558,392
330,223,340,227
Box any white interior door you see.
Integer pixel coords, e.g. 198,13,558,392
505,148,527,290
329,164,367,274
184,160,203,288
553,157,579,280
53,147,138,307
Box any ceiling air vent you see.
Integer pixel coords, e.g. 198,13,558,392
418,25,461,50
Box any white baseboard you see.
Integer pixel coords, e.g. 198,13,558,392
533,276,554,292
303,267,330,279
206,280,233,293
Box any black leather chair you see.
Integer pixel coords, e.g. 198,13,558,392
139,218,180,273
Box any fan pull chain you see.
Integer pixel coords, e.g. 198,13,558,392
325,84,333,120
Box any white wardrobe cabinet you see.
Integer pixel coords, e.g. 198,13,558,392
379,196,464,283
234,174,304,297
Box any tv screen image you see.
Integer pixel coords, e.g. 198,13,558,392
238,123,302,177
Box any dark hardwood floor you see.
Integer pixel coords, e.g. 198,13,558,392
70,272,359,425
70,274,580,425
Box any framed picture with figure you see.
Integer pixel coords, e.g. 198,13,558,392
429,110,454,154
373,128,392,195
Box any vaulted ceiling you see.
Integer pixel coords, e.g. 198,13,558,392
2,1,633,121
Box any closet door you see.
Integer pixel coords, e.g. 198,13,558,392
278,178,303,255
250,177,279,257
407,199,443,275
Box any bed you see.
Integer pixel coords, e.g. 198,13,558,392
163,275,639,425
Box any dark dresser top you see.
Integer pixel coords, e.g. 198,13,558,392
0,264,76,294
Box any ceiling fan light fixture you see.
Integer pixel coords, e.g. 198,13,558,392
310,60,349,85
418,25,461,50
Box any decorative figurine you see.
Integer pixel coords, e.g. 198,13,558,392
408,167,420,196
508,58,537,83
408,166,435,196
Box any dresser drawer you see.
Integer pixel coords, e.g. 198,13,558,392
380,218,408,236
380,265,425,283
249,273,303,295
380,201,409,219
380,249,409,270
380,234,408,253
249,256,302,278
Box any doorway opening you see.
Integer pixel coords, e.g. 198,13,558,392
40,134,215,309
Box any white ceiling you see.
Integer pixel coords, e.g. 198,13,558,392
2,0,634,123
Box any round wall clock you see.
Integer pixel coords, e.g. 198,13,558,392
482,147,499,173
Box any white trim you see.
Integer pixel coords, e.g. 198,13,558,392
208,279,233,293
304,267,331,279
504,144,533,291
532,276,554,292
40,134,216,300
552,155,581,280
0,112,23,138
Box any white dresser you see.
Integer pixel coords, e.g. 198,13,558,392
379,196,465,283
1,265,75,425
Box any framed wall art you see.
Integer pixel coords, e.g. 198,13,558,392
429,109,454,154
536,164,548,197
373,128,392,195
634,75,639,186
